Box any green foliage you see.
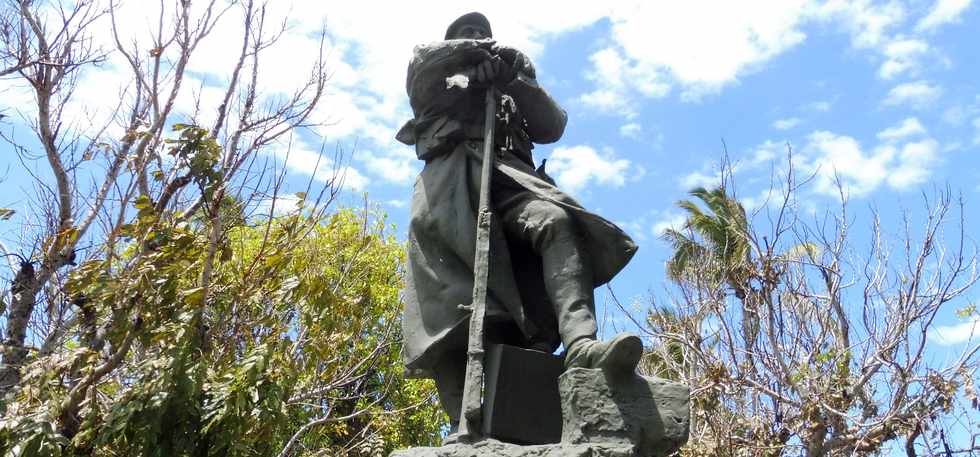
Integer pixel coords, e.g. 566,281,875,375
956,303,977,319
167,124,222,190
662,186,751,294
641,307,687,381
0,195,443,455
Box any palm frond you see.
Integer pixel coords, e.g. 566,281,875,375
662,228,710,281
666,185,755,288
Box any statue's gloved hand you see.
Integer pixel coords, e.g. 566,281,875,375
473,57,498,85
470,56,516,87
460,45,493,65
491,44,523,65
491,44,534,79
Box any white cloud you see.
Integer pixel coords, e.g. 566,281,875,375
773,117,801,130
942,141,964,152
883,81,943,108
0,60,137,140
619,122,643,139
172,78,232,129
580,87,632,116
255,194,305,217
916,0,975,31
580,48,669,115
884,139,939,188
546,145,634,194
942,97,980,127
805,100,833,112
752,140,785,165
928,318,979,346
808,0,906,49
679,170,721,190
333,166,369,191
805,2,956,94
652,212,687,236
592,0,809,102
878,39,929,80
358,146,419,185
801,132,886,196
677,142,782,192
614,216,650,242
798,129,940,197
710,123,940,202
267,138,369,191
620,1,809,85
943,106,971,126
877,117,927,142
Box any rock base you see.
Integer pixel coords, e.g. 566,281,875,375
390,439,635,457
391,367,690,457
560,368,689,457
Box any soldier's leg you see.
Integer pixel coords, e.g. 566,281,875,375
499,197,641,373
431,348,465,437
499,199,597,349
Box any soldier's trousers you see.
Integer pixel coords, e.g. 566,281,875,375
433,181,599,430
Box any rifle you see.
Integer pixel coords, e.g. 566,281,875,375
456,86,499,441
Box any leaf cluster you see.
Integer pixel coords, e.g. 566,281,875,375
1,201,443,456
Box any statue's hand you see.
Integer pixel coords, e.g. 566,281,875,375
491,45,518,62
492,45,528,65
491,45,534,80
473,57,498,85
469,56,517,86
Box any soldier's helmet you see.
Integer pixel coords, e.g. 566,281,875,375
445,12,492,40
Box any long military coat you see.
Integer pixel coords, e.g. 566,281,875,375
398,39,637,377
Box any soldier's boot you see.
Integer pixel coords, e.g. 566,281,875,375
564,333,643,375
518,203,642,375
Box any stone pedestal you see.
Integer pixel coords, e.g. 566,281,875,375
559,368,689,457
389,439,634,457
391,367,690,457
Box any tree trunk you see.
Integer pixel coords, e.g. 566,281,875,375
0,261,39,394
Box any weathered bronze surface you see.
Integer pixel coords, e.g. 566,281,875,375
397,11,639,443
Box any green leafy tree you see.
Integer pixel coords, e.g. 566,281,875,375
2,203,443,456
0,1,442,455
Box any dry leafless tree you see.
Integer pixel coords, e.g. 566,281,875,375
625,153,979,456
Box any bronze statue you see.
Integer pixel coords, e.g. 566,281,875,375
397,12,641,442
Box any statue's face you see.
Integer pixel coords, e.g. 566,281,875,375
453,24,490,40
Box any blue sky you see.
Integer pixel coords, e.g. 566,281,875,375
2,2,978,356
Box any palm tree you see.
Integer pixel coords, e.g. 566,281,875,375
661,186,752,298
660,184,770,392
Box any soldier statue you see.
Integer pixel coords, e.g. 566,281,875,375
397,12,641,442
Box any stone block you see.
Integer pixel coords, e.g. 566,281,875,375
559,368,689,457
482,344,564,444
